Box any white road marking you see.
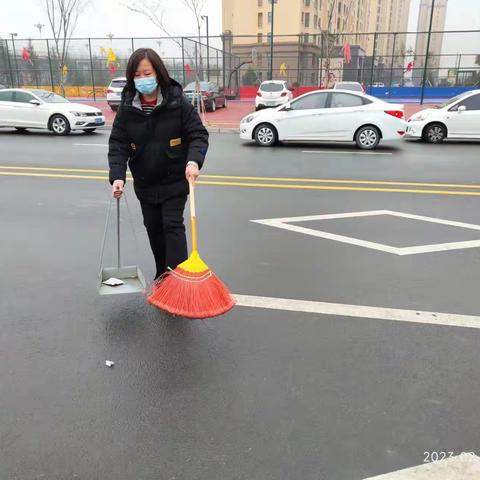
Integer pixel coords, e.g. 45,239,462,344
362,453,480,479
233,294,480,329
73,143,108,147
252,210,480,256
302,150,393,155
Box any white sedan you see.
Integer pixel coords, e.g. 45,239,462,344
241,89,406,149
0,88,105,135
406,89,480,143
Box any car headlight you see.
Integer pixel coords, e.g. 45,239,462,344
69,111,84,117
242,114,256,124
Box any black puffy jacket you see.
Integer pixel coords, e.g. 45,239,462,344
108,78,209,202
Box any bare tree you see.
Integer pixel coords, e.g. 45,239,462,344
126,0,205,76
321,0,356,88
43,0,90,95
125,0,207,114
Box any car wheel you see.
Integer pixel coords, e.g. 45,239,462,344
15,127,27,132
210,100,216,112
110,105,118,112
423,123,446,143
355,125,381,149
50,114,71,136
83,129,96,134
254,124,278,147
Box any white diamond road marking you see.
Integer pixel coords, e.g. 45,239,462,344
252,210,480,256
362,453,480,479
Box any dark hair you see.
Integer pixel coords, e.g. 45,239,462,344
124,48,170,95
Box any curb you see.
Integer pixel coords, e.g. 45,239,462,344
206,127,239,134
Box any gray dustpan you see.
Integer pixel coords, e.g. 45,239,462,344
98,196,146,296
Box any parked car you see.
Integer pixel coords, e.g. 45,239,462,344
183,81,226,112
406,89,480,142
333,81,365,92
107,77,126,111
240,89,406,149
0,89,105,135
256,80,293,111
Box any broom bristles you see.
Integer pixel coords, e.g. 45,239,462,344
147,266,236,319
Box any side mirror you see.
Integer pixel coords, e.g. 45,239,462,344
29,99,41,106
282,103,292,111
458,105,467,113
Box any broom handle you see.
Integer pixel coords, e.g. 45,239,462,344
188,178,198,252
116,197,121,268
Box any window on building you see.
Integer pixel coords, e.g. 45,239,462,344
258,12,263,28
305,12,310,27
314,14,318,29
311,72,316,84
267,32,272,43
257,33,263,43
258,0,263,6
304,0,311,6
268,11,272,23
304,33,310,43
314,0,318,8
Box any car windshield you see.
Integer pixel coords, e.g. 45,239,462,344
184,82,210,92
34,91,70,103
260,83,284,92
436,92,471,109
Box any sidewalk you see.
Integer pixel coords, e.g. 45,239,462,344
76,99,436,129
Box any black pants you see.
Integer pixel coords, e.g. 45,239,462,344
140,195,188,279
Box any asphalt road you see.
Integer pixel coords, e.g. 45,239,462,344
1,127,480,480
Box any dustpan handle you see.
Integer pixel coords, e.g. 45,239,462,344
188,178,198,252
116,197,121,268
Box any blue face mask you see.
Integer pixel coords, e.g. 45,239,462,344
134,76,158,94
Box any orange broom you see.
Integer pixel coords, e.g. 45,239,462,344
147,178,236,319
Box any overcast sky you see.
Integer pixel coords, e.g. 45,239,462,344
1,0,479,40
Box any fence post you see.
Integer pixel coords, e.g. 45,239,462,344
296,34,301,86
88,38,96,101
420,0,436,104
369,33,378,95
4,39,15,88
131,38,135,54
216,49,219,84
455,53,462,87
181,37,186,86
46,39,55,92
388,33,397,97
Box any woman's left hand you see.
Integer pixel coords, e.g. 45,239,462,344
186,163,200,183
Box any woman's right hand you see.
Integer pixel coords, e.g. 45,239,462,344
112,180,125,199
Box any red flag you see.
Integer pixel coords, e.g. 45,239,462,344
184,63,192,74
22,47,33,66
342,42,351,64
406,61,414,72
108,63,116,74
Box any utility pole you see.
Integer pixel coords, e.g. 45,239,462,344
420,0,435,105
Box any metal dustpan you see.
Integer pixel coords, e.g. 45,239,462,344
98,196,146,296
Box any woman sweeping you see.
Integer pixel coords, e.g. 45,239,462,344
108,48,209,280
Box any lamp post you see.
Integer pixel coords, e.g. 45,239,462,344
9,33,19,87
34,23,45,37
269,0,277,81
201,15,210,81
420,0,436,105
